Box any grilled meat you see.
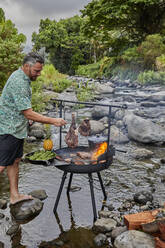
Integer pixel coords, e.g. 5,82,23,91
65,113,78,148
78,118,91,136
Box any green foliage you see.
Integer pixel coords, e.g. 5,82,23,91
137,34,165,69
32,16,91,75
138,70,165,84
76,62,100,78
36,64,72,93
75,81,95,102
31,80,48,112
82,0,165,46
0,8,5,22
111,65,140,81
156,55,165,71
0,16,26,90
31,64,73,112
76,56,117,79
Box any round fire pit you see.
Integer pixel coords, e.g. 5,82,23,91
54,145,115,173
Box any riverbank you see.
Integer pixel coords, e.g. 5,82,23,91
0,76,165,247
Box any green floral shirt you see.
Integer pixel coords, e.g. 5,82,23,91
0,68,32,139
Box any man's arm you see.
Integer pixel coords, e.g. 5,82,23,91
22,108,66,127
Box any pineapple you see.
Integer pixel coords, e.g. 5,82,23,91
43,124,53,151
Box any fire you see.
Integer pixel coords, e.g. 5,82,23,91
91,142,108,161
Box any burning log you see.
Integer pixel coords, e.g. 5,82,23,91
78,118,91,136
65,113,78,148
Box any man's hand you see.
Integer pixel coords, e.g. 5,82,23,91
53,118,67,127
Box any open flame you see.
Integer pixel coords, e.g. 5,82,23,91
91,142,108,161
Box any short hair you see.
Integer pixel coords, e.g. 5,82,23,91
23,52,44,66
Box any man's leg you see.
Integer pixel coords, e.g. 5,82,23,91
7,158,32,204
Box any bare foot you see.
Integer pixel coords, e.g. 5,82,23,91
10,194,33,205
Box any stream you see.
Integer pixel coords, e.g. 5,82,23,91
0,79,165,248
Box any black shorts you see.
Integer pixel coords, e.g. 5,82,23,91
0,134,24,167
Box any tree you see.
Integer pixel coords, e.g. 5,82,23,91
32,15,91,75
0,9,26,90
81,0,165,45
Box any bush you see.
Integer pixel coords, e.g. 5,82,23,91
36,64,72,92
137,70,165,85
31,64,73,112
156,55,165,71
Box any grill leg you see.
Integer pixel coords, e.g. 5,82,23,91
67,173,73,194
53,171,67,213
97,172,107,200
88,173,97,222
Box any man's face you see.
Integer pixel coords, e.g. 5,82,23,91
27,62,43,81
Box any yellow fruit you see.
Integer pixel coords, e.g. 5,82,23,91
43,139,53,151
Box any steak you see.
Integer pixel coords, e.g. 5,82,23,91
76,151,92,159
78,118,91,136
65,113,78,148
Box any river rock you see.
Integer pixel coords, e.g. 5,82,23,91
6,223,20,236
91,100,117,119
93,218,117,233
114,230,155,248
131,148,154,160
93,233,108,246
29,122,45,139
10,198,43,221
57,92,78,106
124,112,165,143
111,226,128,240
95,82,115,94
0,241,4,248
0,199,7,209
0,213,5,219
90,120,105,135
28,190,48,200
134,191,153,204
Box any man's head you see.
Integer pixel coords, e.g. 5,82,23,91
22,52,44,81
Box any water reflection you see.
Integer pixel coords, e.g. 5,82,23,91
39,194,107,248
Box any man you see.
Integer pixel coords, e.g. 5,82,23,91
0,52,66,205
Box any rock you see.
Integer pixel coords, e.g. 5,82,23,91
131,148,154,160
57,92,78,106
0,199,7,209
104,125,129,144
29,129,45,139
91,100,117,119
93,233,108,247
90,120,105,135
0,241,4,248
95,82,115,94
10,198,43,221
0,213,5,219
114,230,155,248
98,210,113,218
134,191,153,205
124,112,165,144
93,218,117,233
111,226,128,240
6,223,20,236
26,136,37,142
28,190,48,200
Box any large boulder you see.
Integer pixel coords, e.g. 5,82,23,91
114,230,155,248
124,112,165,144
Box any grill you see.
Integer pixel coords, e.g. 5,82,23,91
52,99,127,221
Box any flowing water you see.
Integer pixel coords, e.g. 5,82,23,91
0,140,165,248
0,85,165,247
